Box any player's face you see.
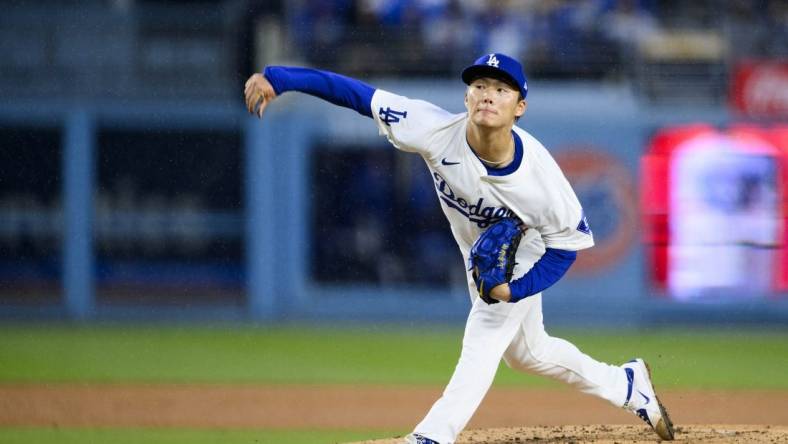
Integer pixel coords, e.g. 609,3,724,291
464,77,526,129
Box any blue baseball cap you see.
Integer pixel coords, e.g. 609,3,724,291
461,53,528,99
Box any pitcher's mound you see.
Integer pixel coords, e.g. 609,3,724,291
350,424,788,443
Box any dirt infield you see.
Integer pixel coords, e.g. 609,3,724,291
352,425,788,443
1,384,787,442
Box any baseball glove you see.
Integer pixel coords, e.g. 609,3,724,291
468,218,523,304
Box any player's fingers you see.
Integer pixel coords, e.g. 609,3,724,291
245,90,255,113
256,96,269,118
246,89,261,114
244,80,257,98
252,95,262,115
244,74,257,93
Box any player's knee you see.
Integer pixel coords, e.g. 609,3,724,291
502,353,530,372
503,345,543,372
503,341,540,372
503,329,550,371
523,330,550,358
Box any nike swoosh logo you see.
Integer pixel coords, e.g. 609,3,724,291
441,158,460,166
638,390,650,404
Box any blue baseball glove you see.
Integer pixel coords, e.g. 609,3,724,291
469,218,523,304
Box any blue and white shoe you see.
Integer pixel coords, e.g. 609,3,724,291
403,433,440,444
622,358,675,440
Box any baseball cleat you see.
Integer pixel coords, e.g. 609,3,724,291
622,358,675,440
403,433,440,444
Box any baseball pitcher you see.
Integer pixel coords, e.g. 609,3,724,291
244,52,674,444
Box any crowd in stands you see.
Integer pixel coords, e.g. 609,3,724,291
285,0,788,79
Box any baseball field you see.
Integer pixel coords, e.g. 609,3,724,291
1,324,787,443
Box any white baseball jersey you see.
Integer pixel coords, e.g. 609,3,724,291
370,89,594,281
370,89,628,444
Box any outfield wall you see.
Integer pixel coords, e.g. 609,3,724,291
2,81,787,327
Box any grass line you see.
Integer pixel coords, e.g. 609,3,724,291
0,325,786,389
0,426,404,444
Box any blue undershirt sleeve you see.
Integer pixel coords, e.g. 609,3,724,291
263,66,375,118
508,248,577,302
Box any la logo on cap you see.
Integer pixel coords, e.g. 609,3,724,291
486,54,499,68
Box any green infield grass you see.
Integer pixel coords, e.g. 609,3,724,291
0,427,404,444
0,324,786,389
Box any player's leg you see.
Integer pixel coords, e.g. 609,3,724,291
501,293,628,406
410,295,531,444
501,294,675,440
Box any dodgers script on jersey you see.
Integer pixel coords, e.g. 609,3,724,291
370,89,594,284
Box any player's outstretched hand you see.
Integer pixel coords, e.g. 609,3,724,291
244,73,277,119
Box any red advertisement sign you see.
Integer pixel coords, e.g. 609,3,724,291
643,125,788,300
731,61,788,117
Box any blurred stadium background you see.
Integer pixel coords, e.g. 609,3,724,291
1,0,788,443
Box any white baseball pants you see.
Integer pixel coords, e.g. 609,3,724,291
412,293,629,444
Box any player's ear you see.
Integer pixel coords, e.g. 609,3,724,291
515,99,527,118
